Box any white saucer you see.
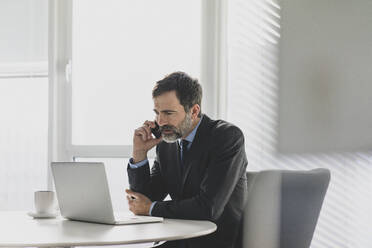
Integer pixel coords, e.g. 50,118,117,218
27,211,59,219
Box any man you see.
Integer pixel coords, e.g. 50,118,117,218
126,72,248,248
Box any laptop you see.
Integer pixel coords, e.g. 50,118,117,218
51,162,163,225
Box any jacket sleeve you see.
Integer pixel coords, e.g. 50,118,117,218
151,126,247,222
127,149,168,202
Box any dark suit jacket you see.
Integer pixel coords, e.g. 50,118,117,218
128,115,248,248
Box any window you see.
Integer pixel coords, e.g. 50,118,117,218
52,0,222,161
0,0,48,210
69,0,202,156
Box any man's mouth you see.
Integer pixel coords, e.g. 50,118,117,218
162,130,174,134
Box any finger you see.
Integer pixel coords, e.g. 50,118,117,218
129,192,141,199
148,136,163,147
135,127,149,142
143,120,155,128
126,189,138,195
139,127,149,142
125,189,140,200
141,123,153,140
134,128,147,141
141,125,156,141
125,189,135,198
143,120,156,128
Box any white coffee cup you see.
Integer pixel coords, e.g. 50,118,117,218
34,191,56,214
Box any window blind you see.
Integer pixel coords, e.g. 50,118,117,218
226,0,372,247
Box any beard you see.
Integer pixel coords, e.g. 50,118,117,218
160,113,193,143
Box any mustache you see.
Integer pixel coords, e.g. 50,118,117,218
160,125,176,132
160,125,182,138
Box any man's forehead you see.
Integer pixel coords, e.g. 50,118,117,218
153,91,182,109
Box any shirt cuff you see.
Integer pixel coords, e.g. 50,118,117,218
128,158,148,168
149,201,157,216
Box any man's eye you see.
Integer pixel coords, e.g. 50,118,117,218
165,112,173,115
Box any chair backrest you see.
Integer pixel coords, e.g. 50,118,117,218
243,168,330,248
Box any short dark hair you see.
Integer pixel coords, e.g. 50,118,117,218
152,72,202,117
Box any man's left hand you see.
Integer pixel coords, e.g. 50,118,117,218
125,189,152,215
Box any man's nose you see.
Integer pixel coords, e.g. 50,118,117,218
157,115,167,126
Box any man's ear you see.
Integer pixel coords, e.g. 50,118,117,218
191,104,200,119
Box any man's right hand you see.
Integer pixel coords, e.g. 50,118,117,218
132,120,162,163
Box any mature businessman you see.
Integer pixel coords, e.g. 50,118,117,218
126,72,248,248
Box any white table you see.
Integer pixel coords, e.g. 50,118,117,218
0,211,216,247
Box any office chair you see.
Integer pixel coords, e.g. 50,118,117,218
243,168,330,248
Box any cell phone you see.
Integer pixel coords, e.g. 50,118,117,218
150,121,161,139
